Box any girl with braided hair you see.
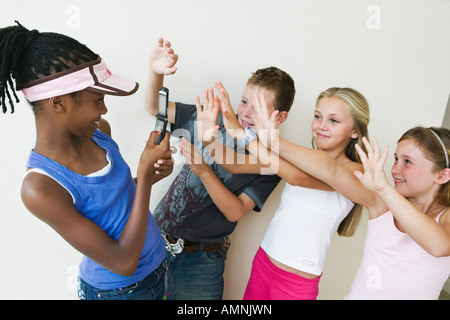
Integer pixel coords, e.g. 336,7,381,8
0,22,174,300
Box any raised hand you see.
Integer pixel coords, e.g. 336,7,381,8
251,92,280,149
353,136,390,194
149,37,179,76
196,87,220,143
214,81,245,140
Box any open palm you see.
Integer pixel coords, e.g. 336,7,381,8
252,92,280,149
196,87,220,142
354,136,390,193
214,81,245,140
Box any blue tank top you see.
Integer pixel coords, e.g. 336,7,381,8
26,130,165,290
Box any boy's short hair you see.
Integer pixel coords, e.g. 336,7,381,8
246,66,295,113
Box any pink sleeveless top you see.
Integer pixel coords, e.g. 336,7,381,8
346,210,450,299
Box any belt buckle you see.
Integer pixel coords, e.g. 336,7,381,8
163,235,184,256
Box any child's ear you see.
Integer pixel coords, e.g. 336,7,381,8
351,130,359,139
276,111,289,126
49,96,66,112
436,168,450,185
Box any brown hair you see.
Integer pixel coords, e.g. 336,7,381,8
246,66,295,113
398,126,450,206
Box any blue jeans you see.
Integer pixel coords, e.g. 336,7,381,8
165,249,225,300
77,261,166,300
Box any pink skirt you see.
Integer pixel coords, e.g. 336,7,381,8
243,247,321,300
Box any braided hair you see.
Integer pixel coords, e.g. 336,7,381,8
0,21,98,113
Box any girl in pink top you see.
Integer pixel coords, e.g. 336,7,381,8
346,128,450,299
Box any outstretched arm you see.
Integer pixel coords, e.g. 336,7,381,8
251,93,379,209
197,83,333,190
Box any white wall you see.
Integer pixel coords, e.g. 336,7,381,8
0,0,449,299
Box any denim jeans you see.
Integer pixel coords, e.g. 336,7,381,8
77,261,166,300
165,249,225,300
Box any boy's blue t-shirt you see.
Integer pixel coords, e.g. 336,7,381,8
26,129,166,290
153,103,281,244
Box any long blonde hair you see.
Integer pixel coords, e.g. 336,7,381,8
312,87,371,237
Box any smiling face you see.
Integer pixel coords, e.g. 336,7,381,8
391,138,439,198
237,85,276,128
65,90,108,137
311,96,358,157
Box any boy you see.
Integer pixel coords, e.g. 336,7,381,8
145,37,295,299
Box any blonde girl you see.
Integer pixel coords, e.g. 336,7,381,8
240,87,372,299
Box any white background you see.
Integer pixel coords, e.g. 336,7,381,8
0,0,449,299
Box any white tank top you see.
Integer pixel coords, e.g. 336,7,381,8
261,182,354,276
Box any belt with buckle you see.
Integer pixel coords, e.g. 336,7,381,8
163,235,225,256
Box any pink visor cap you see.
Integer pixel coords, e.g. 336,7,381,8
20,57,139,102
